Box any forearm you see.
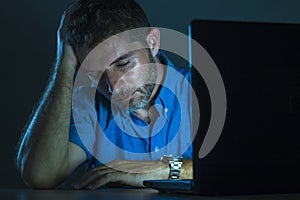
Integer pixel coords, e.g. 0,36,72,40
180,159,193,179
17,60,76,188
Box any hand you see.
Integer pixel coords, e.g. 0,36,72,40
72,160,170,190
56,10,78,72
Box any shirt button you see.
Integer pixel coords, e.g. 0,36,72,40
154,146,159,152
164,108,168,113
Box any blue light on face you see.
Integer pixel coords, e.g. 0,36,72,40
106,78,113,94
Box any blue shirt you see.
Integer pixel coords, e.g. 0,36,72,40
70,51,193,170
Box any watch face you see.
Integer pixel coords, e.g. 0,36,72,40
161,155,183,168
161,155,183,162
174,156,184,162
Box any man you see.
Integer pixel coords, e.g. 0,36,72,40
17,0,193,189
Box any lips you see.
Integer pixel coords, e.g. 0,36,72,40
123,91,136,102
112,90,137,102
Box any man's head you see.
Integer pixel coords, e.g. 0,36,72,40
66,0,162,112
65,0,150,56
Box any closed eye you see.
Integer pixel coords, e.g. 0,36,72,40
111,60,132,72
117,61,130,68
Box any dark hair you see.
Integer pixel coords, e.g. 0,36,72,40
65,0,151,50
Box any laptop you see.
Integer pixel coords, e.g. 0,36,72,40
144,20,300,195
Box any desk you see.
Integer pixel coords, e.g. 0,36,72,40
1,189,300,200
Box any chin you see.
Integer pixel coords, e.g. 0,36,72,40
129,100,149,111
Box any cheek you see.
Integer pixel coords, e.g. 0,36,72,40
106,68,139,91
130,65,153,83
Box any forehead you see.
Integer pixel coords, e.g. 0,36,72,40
79,32,148,71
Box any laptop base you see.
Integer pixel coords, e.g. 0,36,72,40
143,179,194,193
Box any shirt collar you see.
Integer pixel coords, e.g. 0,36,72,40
155,51,176,104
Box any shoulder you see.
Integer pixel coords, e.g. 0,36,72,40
173,66,191,77
157,51,191,81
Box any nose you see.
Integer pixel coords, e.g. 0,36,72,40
106,67,138,95
106,71,128,93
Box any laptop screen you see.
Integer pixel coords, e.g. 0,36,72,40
190,20,300,194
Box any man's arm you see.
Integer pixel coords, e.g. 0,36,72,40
181,159,193,179
16,13,86,189
72,159,193,190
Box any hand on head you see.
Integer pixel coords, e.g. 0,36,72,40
56,10,78,72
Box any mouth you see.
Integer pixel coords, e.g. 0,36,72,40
112,90,138,102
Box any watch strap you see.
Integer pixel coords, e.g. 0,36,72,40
161,155,183,179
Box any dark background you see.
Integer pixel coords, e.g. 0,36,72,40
1,0,300,188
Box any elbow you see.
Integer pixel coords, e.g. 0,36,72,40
16,152,54,189
21,170,58,189
18,158,60,189
16,147,68,189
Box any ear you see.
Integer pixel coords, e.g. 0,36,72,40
146,28,160,57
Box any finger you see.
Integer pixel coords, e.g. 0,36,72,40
57,7,73,45
75,164,111,184
89,172,145,190
89,171,123,190
73,167,116,189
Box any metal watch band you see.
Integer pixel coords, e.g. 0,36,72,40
161,155,183,179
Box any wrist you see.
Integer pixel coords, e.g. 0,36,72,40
160,155,183,179
52,62,76,91
178,159,193,179
159,160,171,180
57,60,76,77
55,43,77,75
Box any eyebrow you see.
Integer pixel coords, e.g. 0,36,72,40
110,51,135,66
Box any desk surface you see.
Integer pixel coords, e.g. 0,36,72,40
1,189,300,200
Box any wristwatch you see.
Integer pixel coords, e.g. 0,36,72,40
161,155,183,179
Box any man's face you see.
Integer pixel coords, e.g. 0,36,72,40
78,34,159,111
105,48,157,111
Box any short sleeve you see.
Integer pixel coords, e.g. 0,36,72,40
69,114,93,163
